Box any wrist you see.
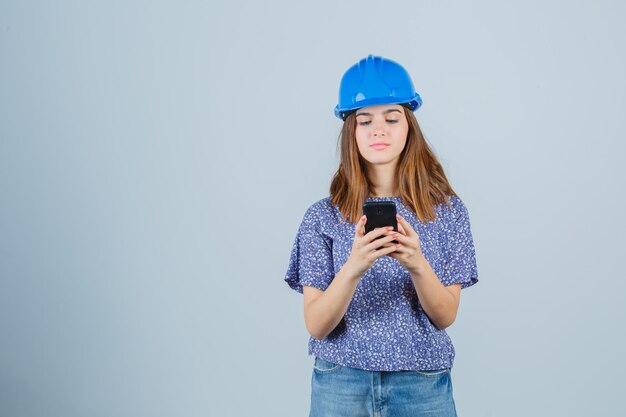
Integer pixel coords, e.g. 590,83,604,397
342,258,364,282
409,255,430,277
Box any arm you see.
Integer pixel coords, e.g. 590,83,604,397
410,258,461,330
302,217,399,341
302,263,361,341
389,214,463,331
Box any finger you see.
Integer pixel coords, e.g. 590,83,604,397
397,223,407,235
384,246,400,257
383,240,404,252
365,233,398,252
378,230,408,246
374,242,402,258
355,215,366,238
364,226,394,243
381,242,403,251
396,214,416,238
389,232,411,246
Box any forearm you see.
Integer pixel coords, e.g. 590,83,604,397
305,262,361,340
409,258,458,330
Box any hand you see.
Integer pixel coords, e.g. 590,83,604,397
383,214,426,275
345,215,401,278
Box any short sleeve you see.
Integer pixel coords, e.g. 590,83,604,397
441,198,479,289
284,204,335,294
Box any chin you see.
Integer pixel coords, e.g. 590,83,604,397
365,157,398,166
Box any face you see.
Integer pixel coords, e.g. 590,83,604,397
354,104,409,168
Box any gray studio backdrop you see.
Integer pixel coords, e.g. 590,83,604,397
1,1,625,416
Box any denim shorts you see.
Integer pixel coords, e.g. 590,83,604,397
310,356,457,417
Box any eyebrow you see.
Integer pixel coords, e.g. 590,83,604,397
355,109,402,117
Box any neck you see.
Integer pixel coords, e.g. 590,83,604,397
366,162,398,197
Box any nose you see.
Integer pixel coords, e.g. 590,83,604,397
372,120,385,137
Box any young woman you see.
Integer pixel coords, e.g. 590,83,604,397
285,54,479,417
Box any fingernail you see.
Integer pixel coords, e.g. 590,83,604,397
387,226,393,230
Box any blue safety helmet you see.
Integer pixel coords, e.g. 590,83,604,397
334,54,423,121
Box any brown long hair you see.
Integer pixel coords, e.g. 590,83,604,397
329,107,457,223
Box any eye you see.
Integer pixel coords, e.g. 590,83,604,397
387,119,399,124
358,121,371,126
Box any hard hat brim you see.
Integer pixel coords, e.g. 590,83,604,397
334,94,423,120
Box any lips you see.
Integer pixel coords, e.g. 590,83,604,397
370,143,390,150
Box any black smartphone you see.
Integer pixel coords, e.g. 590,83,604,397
363,201,398,244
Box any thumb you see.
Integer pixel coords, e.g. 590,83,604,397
355,215,366,238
